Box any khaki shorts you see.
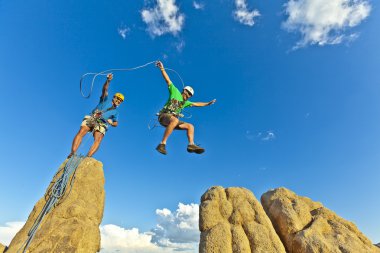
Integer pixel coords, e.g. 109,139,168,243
81,116,107,135
158,113,185,130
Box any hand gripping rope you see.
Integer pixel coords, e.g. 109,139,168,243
18,154,85,253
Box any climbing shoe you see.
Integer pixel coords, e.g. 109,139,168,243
156,143,167,155
187,144,205,154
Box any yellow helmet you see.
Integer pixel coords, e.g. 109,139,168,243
114,93,124,102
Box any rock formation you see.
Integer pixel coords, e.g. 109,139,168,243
5,157,105,253
0,244,6,253
199,186,286,253
376,243,380,248
261,187,380,253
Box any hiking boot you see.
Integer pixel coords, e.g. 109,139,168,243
156,143,167,155
187,144,205,154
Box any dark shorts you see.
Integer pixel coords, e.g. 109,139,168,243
158,113,185,130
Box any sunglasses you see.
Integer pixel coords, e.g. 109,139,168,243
183,90,192,97
114,97,123,102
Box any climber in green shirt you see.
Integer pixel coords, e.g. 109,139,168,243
155,61,216,155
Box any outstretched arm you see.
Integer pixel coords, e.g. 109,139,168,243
191,99,217,107
101,73,113,100
156,61,172,86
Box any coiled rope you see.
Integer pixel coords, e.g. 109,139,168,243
18,154,85,253
79,60,185,99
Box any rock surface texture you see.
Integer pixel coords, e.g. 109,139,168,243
261,187,380,253
0,244,6,253
6,158,105,253
199,186,286,253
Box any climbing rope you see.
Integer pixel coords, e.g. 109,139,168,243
80,60,191,129
148,117,160,130
18,154,85,253
16,63,187,251
79,61,185,99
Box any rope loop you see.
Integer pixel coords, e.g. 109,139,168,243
79,60,186,99
18,154,85,253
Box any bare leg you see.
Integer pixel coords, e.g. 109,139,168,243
161,116,180,144
177,122,194,144
178,123,204,154
71,126,90,155
87,131,104,157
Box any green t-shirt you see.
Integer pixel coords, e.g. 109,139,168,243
160,82,193,115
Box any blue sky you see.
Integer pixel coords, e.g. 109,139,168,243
0,0,379,251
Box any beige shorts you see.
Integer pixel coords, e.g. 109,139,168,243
158,113,185,130
81,116,107,135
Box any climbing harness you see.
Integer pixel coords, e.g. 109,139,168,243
18,154,85,253
16,63,188,251
79,60,191,129
89,106,117,130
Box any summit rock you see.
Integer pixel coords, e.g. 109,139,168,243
5,157,105,253
0,244,6,253
199,186,286,253
261,187,380,253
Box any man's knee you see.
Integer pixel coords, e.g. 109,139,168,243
179,122,193,131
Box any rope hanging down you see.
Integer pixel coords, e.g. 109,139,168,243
18,154,85,253
79,60,185,99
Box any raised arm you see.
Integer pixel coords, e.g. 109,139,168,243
156,61,172,86
191,99,217,107
101,73,113,100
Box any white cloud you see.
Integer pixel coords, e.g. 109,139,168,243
193,1,205,10
118,26,130,39
261,131,276,141
100,225,169,253
0,204,199,253
283,0,371,48
151,203,199,251
246,130,276,141
100,203,199,253
245,130,256,141
233,0,260,26
0,221,24,246
141,0,185,37
175,40,186,52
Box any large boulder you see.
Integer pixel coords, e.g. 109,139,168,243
199,186,286,253
261,187,380,253
0,243,6,252
6,157,105,253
